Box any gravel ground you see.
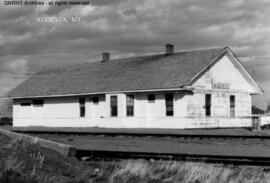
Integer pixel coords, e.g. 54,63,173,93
4,126,268,136
32,133,270,158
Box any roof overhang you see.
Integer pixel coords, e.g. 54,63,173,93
4,87,194,99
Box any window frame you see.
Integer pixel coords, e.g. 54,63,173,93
165,93,174,116
205,94,211,117
230,95,235,117
79,98,85,117
126,94,134,117
32,99,44,107
148,94,155,103
20,102,31,106
92,97,99,105
110,95,118,117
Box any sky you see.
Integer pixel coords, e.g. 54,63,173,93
0,0,269,109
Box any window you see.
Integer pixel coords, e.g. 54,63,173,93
230,95,235,117
20,102,31,106
32,99,44,107
205,94,211,116
148,94,155,103
79,98,85,117
165,93,174,116
93,97,99,104
126,95,134,116
110,96,118,117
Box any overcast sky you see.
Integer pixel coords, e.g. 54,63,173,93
0,0,269,108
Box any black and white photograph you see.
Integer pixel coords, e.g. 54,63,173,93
0,0,270,182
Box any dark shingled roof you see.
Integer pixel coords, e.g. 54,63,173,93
5,47,227,98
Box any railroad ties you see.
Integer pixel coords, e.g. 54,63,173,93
10,128,270,166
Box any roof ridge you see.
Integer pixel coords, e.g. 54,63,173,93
39,46,227,74
176,46,227,54
96,46,228,63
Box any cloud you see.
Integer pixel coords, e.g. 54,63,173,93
1,0,269,56
123,8,137,16
241,57,270,82
0,0,269,107
90,0,125,6
0,58,30,75
0,6,34,21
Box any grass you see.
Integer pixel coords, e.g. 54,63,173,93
0,133,92,183
90,160,270,183
1,132,270,183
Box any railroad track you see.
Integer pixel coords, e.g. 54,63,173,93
76,150,270,166
12,129,270,140
11,129,270,166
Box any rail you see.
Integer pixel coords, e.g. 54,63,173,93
76,150,270,166
11,128,270,139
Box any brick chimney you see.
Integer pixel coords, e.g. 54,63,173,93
165,44,174,55
102,52,110,62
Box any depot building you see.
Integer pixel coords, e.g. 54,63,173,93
4,45,263,129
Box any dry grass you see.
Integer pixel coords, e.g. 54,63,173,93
0,133,93,183
104,160,270,183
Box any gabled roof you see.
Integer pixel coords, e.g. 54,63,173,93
4,47,261,98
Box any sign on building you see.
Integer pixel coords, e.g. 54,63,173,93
212,82,230,89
